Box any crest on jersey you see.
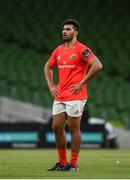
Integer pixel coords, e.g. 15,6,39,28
70,54,76,59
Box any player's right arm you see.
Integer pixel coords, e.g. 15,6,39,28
44,62,59,98
44,48,59,98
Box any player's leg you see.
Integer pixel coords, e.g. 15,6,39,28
52,112,67,150
48,101,68,171
67,115,81,169
65,100,86,171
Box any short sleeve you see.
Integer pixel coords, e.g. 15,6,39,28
80,46,95,63
48,48,58,67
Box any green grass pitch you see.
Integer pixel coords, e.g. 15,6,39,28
0,149,130,179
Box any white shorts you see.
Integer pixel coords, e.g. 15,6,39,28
52,100,87,117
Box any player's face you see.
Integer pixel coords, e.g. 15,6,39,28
62,25,77,42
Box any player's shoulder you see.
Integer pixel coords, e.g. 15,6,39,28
76,41,89,49
52,44,64,53
57,43,64,50
76,41,91,54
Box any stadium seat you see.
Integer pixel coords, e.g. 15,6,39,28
0,0,129,123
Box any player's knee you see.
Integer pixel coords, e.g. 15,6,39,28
52,123,63,134
52,123,58,131
69,124,80,134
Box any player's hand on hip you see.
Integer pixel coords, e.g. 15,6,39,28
70,83,83,93
49,85,59,98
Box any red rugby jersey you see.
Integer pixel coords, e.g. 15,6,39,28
48,41,95,101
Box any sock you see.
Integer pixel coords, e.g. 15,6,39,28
57,149,67,166
70,151,79,167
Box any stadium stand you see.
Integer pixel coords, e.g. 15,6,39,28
0,0,130,124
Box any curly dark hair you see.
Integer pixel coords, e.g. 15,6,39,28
62,19,80,31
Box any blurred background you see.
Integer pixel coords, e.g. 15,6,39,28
0,0,130,149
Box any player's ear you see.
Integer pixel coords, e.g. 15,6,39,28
75,30,78,36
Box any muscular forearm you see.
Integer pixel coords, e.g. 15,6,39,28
70,58,103,93
44,62,59,98
80,57,103,85
44,62,54,88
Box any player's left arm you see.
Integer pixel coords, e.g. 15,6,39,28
80,55,103,84
70,56,103,92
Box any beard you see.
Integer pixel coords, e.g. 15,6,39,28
62,36,73,42
63,38,71,42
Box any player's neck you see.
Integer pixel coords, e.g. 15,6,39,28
64,38,77,50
